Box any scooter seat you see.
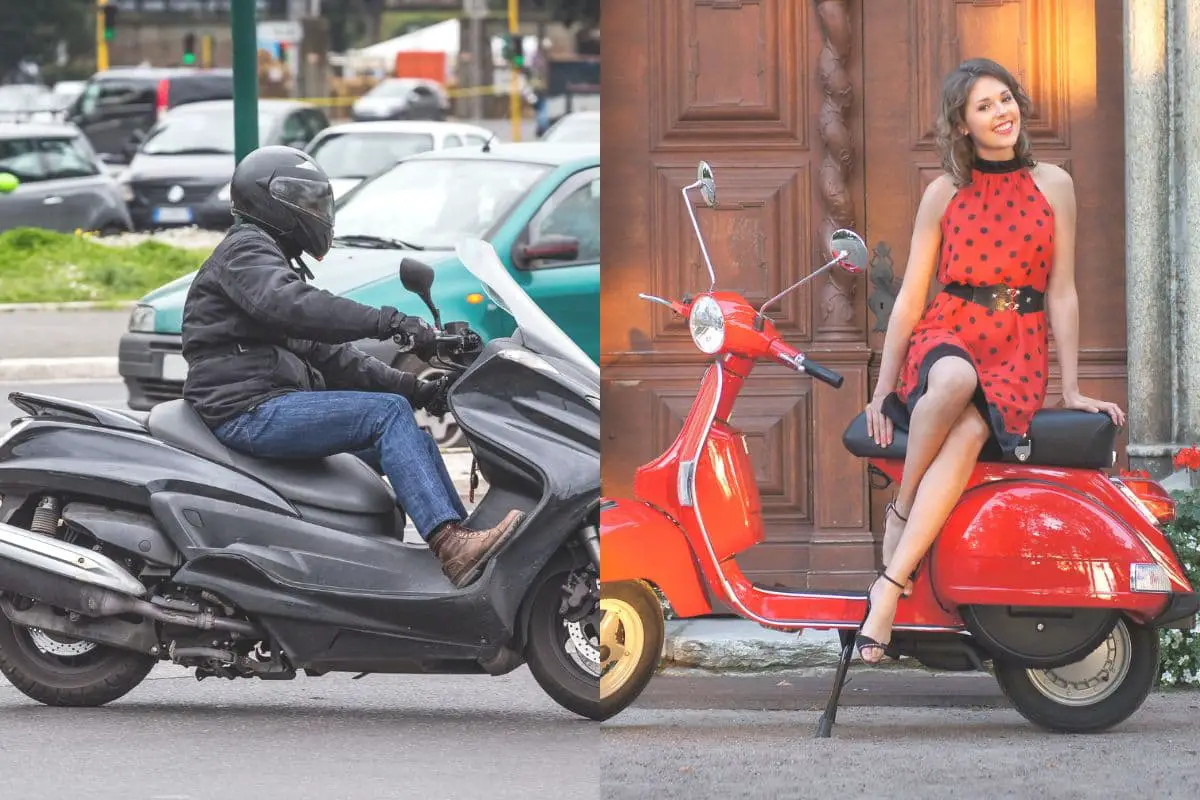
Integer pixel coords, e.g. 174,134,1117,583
842,408,1117,469
147,400,396,514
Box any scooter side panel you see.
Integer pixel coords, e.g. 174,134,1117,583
0,420,294,515
932,479,1183,618
599,498,712,617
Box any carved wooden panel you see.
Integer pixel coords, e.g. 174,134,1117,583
910,0,1069,149
649,0,808,149
647,163,812,342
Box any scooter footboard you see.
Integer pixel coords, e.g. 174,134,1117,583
933,481,1193,622
600,498,711,617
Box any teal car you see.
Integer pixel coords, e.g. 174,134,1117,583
117,141,600,446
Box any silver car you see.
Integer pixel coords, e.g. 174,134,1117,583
0,122,132,234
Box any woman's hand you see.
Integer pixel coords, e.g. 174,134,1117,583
1062,390,1126,427
864,396,894,447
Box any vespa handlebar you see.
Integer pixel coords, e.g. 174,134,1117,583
767,339,844,389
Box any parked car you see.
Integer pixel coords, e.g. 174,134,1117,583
350,77,450,122
305,120,496,199
118,142,600,447
118,98,329,231
0,121,132,234
64,67,235,163
541,110,599,143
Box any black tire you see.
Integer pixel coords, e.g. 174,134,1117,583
597,580,664,722
994,617,1158,733
0,617,155,707
524,569,602,720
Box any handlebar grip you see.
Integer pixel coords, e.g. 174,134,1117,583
803,359,844,389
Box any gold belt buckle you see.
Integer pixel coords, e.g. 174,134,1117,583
994,285,1018,312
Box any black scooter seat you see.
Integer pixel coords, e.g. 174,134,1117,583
842,408,1117,470
147,400,396,515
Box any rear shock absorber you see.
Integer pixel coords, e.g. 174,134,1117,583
30,495,61,536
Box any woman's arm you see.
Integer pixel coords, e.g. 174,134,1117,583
866,175,955,444
1040,164,1126,425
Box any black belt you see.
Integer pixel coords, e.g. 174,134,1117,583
942,281,1044,314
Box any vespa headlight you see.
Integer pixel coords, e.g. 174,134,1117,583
689,295,725,354
128,304,155,333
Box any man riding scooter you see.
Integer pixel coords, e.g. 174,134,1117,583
180,145,524,588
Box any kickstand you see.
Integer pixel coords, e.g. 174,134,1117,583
815,629,856,738
468,457,479,504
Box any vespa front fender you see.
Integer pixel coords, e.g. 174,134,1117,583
932,480,1186,621
599,498,711,617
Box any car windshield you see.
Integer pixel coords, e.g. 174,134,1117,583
367,80,418,98
333,157,550,249
140,108,274,155
309,131,435,179
456,238,598,381
544,115,599,143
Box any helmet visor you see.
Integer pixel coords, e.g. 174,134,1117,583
269,175,334,226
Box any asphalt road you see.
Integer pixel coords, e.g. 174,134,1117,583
0,310,130,359
0,665,597,800
602,669,1200,800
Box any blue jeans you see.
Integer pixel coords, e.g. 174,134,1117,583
213,391,467,539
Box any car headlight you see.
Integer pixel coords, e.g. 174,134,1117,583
128,304,155,333
117,177,134,203
688,294,725,354
216,182,231,203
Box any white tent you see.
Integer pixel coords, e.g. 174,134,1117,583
346,19,461,77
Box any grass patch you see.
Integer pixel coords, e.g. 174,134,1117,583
0,228,211,304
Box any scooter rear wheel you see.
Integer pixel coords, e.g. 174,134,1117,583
994,617,1158,733
0,617,155,707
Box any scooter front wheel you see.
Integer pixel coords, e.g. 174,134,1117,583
598,580,664,721
994,617,1158,733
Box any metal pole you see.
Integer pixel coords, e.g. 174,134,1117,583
231,0,259,164
509,0,520,142
96,0,109,72
469,13,482,121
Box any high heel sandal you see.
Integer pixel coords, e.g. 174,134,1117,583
882,500,919,597
855,570,907,663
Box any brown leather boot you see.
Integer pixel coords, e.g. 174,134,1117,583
429,510,525,588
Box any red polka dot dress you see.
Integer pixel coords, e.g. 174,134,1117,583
881,157,1053,459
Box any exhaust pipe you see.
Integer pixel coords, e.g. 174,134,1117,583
0,520,259,639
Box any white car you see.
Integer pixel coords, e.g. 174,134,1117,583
305,120,496,199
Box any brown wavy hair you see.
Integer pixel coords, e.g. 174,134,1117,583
935,58,1036,187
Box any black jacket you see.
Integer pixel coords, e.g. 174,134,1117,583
181,223,416,428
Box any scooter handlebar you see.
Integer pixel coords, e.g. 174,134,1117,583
767,339,844,389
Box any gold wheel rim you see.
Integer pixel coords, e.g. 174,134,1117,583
599,596,645,700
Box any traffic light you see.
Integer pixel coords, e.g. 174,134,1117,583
502,33,524,68
182,32,196,65
101,4,118,42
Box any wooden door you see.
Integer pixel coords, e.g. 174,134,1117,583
600,0,1127,594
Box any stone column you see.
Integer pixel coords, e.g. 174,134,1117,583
1124,0,1175,474
1177,0,1200,444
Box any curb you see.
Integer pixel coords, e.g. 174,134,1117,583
0,302,134,313
0,357,120,382
662,618,918,672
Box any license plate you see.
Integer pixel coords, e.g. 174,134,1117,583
153,206,193,224
161,353,188,382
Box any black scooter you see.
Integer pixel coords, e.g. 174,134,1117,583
0,241,603,719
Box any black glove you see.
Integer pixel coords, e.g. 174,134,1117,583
412,375,451,417
391,314,437,349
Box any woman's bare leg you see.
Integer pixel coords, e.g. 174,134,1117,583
881,357,979,570
859,404,990,663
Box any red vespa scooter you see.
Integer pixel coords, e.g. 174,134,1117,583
598,160,1199,735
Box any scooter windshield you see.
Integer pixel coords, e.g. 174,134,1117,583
455,238,599,382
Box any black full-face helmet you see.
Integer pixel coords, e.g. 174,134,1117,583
230,145,334,260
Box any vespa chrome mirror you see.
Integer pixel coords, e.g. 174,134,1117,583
697,161,716,207
681,160,718,292
830,228,867,274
